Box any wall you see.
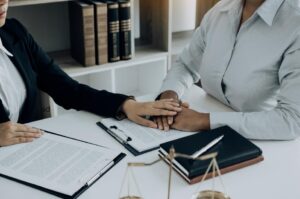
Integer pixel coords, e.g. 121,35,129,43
172,0,196,32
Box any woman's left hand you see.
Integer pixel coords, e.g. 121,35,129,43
122,99,182,128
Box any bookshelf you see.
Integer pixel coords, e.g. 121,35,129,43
8,0,216,117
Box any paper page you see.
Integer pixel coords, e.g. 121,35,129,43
0,132,119,196
101,119,195,152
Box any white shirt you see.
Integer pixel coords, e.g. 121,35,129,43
161,0,300,140
0,37,26,122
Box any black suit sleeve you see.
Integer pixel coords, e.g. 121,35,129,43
14,20,129,118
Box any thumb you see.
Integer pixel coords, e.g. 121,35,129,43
181,102,190,108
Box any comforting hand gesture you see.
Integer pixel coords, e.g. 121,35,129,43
171,107,210,132
122,98,182,128
154,90,189,131
0,122,43,147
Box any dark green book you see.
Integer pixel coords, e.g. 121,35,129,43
106,0,121,62
159,126,264,184
118,0,132,60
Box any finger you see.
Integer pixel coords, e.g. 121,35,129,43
13,128,43,138
157,117,163,130
153,117,159,126
14,124,42,134
162,117,170,131
181,102,190,108
146,108,178,116
167,116,174,125
132,116,158,128
14,132,43,138
153,101,182,111
158,98,175,102
7,137,35,146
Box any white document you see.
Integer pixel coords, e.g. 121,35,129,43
0,132,121,196
101,118,195,152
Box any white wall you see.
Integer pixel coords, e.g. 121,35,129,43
172,0,196,32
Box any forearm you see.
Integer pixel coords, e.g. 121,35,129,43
210,109,300,140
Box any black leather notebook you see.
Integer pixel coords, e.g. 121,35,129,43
159,126,263,184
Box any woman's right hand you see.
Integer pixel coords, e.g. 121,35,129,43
0,122,43,147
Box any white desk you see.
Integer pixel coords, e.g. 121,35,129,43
1,85,300,199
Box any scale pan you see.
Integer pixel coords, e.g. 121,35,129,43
194,190,230,199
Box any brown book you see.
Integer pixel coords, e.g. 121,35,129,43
69,1,96,66
85,0,108,65
159,153,264,184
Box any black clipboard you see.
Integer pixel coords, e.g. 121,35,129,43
96,121,158,156
0,130,126,199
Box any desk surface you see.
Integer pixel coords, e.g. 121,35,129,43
1,85,300,199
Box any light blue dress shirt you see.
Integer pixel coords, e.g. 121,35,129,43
161,0,300,140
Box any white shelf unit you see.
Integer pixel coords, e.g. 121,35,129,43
8,0,171,117
8,0,216,117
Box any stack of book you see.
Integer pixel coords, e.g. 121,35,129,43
69,0,132,67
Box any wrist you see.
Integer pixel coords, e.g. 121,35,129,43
122,99,136,115
196,112,210,131
117,97,135,120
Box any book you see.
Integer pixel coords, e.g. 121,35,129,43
159,126,264,184
85,0,108,65
0,130,125,198
97,118,193,156
118,0,132,60
106,0,121,62
69,0,96,66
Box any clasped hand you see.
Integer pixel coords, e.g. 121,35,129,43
154,91,210,132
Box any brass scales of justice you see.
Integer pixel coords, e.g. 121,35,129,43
119,146,230,199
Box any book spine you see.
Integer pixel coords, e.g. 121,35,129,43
69,1,96,66
107,2,120,62
83,6,96,66
95,3,108,65
119,0,132,60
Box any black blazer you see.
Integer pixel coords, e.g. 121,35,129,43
0,19,128,123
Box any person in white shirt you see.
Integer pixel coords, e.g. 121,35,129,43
156,0,300,140
0,0,182,146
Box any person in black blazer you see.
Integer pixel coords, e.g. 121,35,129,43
0,1,181,146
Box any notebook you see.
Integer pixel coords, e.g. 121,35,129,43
159,126,264,184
